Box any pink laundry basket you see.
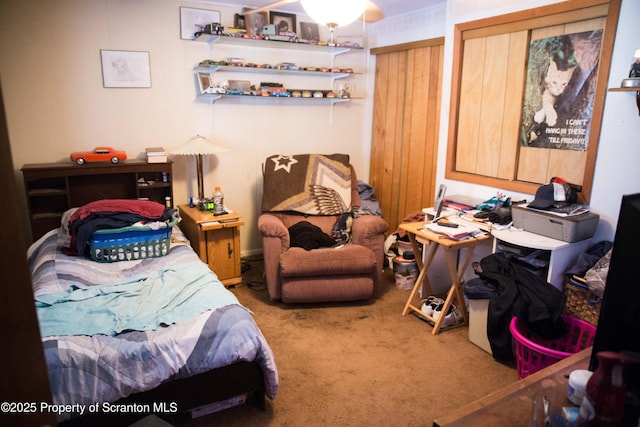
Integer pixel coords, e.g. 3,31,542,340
509,314,596,379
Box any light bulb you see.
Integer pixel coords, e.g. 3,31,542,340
301,0,367,27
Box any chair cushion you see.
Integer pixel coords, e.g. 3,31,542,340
281,276,374,303
280,245,376,277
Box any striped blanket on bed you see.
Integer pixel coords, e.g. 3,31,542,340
28,229,278,420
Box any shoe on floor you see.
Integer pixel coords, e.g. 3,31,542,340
420,296,444,316
433,304,463,328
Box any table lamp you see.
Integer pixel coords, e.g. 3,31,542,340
171,134,228,200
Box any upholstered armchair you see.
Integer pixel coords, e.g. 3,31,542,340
258,154,388,303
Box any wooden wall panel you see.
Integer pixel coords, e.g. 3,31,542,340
370,39,444,233
420,46,444,209
456,37,485,173
371,50,409,232
399,49,419,218
498,30,529,179
477,33,511,177
446,0,620,203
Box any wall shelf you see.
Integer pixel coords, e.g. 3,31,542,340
197,93,352,103
195,33,359,57
192,32,363,125
215,95,351,103
196,64,355,80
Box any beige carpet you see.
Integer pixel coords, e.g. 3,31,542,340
184,257,517,427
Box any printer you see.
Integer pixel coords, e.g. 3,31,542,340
511,204,599,242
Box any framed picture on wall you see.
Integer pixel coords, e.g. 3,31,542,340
196,71,213,95
269,11,296,34
244,10,268,35
234,13,245,30
299,21,320,41
180,7,221,40
100,50,151,88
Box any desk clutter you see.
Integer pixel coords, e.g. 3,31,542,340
440,179,600,243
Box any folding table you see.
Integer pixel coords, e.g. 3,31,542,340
399,221,492,334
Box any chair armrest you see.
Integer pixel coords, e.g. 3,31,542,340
258,213,290,248
352,215,388,273
351,215,388,243
258,213,290,300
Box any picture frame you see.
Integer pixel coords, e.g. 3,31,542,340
299,21,320,41
196,71,213,95
234,13,245,30
100,50,151,88
180,7,221,40
269,11,296,34
244,10,268,36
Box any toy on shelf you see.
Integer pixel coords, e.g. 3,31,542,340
70,147,127,165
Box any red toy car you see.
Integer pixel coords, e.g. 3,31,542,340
70,147,127,165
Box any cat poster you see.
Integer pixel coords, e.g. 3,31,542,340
520,30,603,151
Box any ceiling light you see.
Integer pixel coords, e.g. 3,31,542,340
300,0,367,27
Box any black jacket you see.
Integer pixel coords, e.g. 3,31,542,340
477,253,567,361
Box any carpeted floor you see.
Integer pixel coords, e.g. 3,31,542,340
181,256,517,427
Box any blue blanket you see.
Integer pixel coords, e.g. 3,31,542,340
36,262,239,337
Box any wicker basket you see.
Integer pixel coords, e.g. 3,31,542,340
563,281,601,325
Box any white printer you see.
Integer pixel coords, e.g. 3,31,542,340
511,205,599,242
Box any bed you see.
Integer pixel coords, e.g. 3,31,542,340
27,202,278,425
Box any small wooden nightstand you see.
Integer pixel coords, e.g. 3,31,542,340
178,205,245,287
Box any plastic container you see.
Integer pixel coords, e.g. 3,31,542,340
568,369,593,405
392,251,418,290
89,225,173,263
88,213,179,263
509,314,596,379
212,186,224,215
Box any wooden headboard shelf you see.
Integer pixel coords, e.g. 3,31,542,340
22,160,173,241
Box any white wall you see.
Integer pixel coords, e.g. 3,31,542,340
366,0,640,245
1,0,638,255
0,0,369,254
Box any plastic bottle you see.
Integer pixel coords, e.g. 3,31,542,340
578,351,632,426
212,186,224,215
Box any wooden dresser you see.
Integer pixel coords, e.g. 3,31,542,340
22,160,173,241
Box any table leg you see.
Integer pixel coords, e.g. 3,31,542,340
432,247,468,335
407,232,423,271
402,240,439,316
454,245,478,324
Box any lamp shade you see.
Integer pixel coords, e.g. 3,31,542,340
171,134,228,156
301,0,367,27
171,135,228,200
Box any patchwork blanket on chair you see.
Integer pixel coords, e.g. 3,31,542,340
262,153,352,215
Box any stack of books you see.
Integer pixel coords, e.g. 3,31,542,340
146,147,167,163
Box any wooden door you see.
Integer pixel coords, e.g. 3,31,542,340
370,38,444,233
1,79,56,426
